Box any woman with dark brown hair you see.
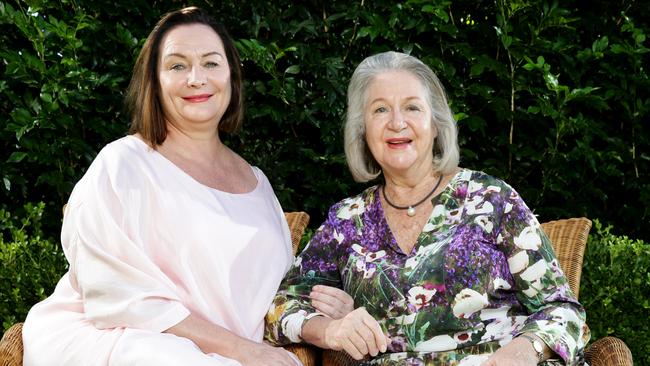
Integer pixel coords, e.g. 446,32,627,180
22,7,301,366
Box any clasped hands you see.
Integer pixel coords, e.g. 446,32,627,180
309,285,389,360
309,285,541,366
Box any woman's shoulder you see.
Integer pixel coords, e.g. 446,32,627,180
326,185,379,222
79,136,155,189
65,136,152,207
97,135,151,163
79,135,144,174
248,165,273,192
456,168,515,193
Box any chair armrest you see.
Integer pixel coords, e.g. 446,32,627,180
585,336,633,366
323,349,361,366
0,322,24,366
283,344,320,366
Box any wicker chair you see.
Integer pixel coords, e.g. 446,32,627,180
281,212,321,366
0,216,633,366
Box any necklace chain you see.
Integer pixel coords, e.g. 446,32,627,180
382,174,443,217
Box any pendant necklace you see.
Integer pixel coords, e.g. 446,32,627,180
382,174,443,217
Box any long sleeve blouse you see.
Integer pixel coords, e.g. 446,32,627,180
266,169,589,365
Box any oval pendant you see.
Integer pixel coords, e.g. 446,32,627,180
407,207,416,217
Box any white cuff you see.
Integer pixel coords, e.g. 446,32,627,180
281,311,325,343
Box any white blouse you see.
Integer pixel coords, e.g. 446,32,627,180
23,136,293,365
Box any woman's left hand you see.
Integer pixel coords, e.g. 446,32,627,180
310,285,354,319
481,336,539,366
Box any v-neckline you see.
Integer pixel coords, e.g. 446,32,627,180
375,170,462,256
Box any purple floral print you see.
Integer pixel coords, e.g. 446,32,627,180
266,169,589,365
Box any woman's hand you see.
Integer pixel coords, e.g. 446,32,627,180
323,307,390,360
480,336,539,366
310,285,354,319
235,340,301,366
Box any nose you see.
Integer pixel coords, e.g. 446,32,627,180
187,67,206,88
387,108,406,131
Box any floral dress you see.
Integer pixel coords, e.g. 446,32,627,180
266,169,589,366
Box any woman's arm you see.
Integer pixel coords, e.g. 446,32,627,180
492,182,589,365
265,205,347,345
166,314,298,366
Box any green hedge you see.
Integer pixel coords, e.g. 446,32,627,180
580,220,650,366
0,203,66,331
1,0,648,241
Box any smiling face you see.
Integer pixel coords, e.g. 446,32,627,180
158,23,231,133
364,70,436,179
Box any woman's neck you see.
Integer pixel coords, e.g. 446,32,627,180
383,168,437,191
162,122,226,162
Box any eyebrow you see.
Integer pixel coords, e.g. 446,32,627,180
163,51,224,59
368,96,423,104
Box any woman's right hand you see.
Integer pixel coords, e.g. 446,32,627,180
235,340,301,366
323,307,390,360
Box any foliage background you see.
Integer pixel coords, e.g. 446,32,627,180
580,220,650,365
1,0,648,363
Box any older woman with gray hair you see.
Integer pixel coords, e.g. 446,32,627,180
266,51,589,365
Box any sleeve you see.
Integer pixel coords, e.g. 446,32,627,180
495,184,589,365
265,205,345,346
62,148,190,332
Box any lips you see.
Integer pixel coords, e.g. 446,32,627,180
386,137,412,148
183,94,212,102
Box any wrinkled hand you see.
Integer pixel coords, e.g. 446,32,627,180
324,307,390,360
236,340,301,366
480,337,538,366
310,285,354,319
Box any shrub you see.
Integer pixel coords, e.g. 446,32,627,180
0,202,67,332
580,219,650,365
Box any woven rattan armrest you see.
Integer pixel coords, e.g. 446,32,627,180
0,323,23,366
585,336,633,366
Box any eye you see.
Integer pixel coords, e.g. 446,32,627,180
204,61,220,68
170,63,185,71
406,104,421,112
374,106,388,113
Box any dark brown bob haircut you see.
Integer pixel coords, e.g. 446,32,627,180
126,6,244,146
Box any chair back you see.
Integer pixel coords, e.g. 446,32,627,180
284,211,310,255
540,217,592,299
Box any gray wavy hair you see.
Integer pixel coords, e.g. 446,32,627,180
344,51,459,182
